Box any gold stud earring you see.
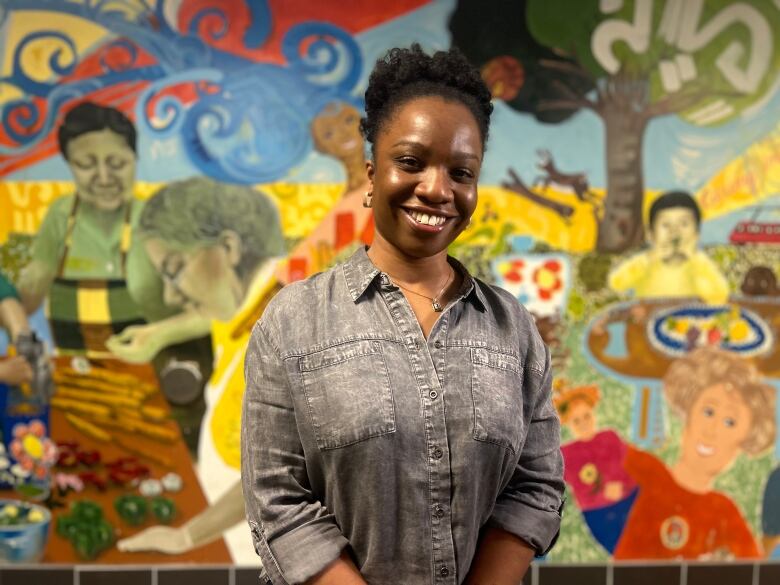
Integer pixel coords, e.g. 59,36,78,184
363,191,373,208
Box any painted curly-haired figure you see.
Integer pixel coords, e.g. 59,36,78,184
614,347,775,560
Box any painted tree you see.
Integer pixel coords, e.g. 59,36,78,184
451,0,780,252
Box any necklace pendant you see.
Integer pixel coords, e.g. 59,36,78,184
432,301,443,312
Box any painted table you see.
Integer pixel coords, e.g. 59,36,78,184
19,358,231,564
584,297,780,449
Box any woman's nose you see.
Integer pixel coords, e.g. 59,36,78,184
96,161,111,183
416,167,451,201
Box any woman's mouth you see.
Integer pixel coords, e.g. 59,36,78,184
695,443,715,457
403,209,448,230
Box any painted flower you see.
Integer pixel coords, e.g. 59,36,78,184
579,463,599,486
533,260,563,300
9,420,58,480
498,259,525,284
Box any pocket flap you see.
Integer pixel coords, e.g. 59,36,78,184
299,340,381,372
471,347,520,373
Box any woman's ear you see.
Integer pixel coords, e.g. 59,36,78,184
219,229,243,268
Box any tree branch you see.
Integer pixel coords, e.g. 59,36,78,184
537,98,595,112
549,79,597,110
538,58,593,80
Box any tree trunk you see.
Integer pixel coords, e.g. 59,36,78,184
596,102,648,253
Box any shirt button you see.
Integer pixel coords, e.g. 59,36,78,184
440,565,449,577
434,340,443,349
434,506,445,518
432,447,443,459
429,390,438,400
379,274,389,285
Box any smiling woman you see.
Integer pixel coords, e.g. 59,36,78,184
241,45,564,585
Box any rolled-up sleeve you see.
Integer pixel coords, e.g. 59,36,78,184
487,344,564,555
241,320,349,584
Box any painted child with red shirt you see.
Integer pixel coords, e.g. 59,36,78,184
614,347,775,560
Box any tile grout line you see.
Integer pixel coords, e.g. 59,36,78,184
606,563,613,585
152,566,158,585
532,562,538,585
680,563,687,585
74,565,79,585
229,566,235,585
752,562,759,585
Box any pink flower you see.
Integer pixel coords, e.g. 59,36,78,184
8,419,58,482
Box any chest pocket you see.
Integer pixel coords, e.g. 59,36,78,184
470,347,525,454
299,340,396,450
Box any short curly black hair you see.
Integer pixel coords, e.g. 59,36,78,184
360,44,493,154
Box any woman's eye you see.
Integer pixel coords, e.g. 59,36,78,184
703,406,715,417
107,158,128,170
397,157,420,169
724,417,736,428
72,159,94,170
452,168,475,181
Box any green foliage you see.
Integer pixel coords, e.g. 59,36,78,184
527,0,780,125
0,233,33,285
578,252,613,292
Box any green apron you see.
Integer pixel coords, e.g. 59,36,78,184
48,197,145,353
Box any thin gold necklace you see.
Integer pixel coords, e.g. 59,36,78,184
388,267,454,312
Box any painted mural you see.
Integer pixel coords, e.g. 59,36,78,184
0,0,778,568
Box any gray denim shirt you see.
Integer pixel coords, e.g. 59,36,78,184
241,246,564,585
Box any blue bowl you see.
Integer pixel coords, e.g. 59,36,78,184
0,499,51,563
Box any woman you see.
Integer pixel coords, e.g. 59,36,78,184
17,102,149,353
241,45,564,585
614,346,775,559
115,176,285,559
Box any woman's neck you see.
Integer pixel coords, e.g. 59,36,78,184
78,197,129,233
367,236,451,290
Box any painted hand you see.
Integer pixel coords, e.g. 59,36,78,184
603,481,624,502
0,356,33,386
116,525,194,555
106,324,167,363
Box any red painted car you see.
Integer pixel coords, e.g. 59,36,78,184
729,206,780,245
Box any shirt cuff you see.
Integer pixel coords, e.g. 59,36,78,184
487,498,564,557
252,517,350,584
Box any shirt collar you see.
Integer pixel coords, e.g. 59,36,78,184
343,246,487,312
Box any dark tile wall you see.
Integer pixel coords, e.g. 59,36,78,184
0,562,778,584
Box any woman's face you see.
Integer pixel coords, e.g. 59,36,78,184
144,235,244,322
367,96,482,259
679,383,752,477
311,103,363,161
66,128,137,211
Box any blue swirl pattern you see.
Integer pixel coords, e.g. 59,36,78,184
0,0,364,182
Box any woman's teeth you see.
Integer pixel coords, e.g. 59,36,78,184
408,210,446,226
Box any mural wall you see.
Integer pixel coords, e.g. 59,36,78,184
0,0,778,568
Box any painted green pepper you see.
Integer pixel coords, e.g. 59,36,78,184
114,494,148,526
150,496,176,524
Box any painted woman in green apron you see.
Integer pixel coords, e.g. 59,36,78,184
17,102,146,354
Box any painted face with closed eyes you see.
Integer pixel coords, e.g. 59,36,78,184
366,96,482,260
65,128,137,211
